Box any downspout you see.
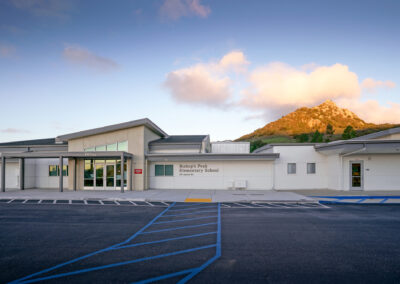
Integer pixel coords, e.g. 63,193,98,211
340,143,366,190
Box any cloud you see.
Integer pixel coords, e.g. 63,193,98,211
63,45,119,71
164,51,248,107
164,64,231,106
159,0,211,21
1,128,30,133
219,51,249,73
165,51,399,124
0,43,16,58
241,62,361,111
361,78,396,93
0,25,25,34
10,0,73,19
337,99,400,124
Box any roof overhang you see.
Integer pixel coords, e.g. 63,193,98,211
57,118,167,141
1,151,133,159
146,153,279,162
315,140,400,155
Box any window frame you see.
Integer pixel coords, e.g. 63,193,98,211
155,164,174,176
307,162,316,174
287,163,296,174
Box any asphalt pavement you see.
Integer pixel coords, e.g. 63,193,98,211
1,203,400,283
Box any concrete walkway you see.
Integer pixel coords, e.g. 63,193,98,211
0,188,312,203
288,189,400,204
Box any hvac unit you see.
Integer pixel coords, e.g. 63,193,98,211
235,180,247,190
226,180,235,190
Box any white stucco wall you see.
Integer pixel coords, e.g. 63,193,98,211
0,161,19,188
149,160,273,190
342,154,400,191
34,158,68,189
259,145,329,190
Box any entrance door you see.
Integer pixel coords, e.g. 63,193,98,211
350,161,363,190
95,164,104,189
105,164,115,189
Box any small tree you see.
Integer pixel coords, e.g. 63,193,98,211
326,124,335,136
342,126,356,140
250,140,268,152
297,133,309,143
311,130,324,142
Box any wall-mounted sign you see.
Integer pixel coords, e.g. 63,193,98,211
179,164,219,176
134,169,142,174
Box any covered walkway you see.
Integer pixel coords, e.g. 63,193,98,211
1,151,133,193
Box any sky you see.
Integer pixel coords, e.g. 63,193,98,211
0,0,399,142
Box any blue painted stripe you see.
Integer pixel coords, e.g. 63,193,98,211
133,268,194,284
380,198,388,204
114,231,217,250
117,202,176,245
10,202,176,284
19,244,217,284
177,203,222,283
153,215,218,224
141,222,218,234
161,209,218,218
169,205,217,212
311,195,400,199
357,198,366,203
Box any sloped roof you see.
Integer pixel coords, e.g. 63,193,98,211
149,135,207,145
57,118,167,141
350,127,400,140
0,138,66,147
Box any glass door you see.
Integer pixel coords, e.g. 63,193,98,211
95,163,104,189
350,161,363,190
106,164,115,189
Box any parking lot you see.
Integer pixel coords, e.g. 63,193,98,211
1,203,400,283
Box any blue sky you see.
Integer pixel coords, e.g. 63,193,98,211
0,0,399,142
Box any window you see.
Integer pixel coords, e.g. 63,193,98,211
49,165,58,176
155,165,165,176
287,163,296,174
118,141,128,151
95,145,106,151
106,143,117,151
85,147,95,152
165,165,174,176
307,163,316,174
48,165,69,176
62,165,69,176
84,160,94,187
155,164,174,176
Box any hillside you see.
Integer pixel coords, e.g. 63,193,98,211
238,100,396,141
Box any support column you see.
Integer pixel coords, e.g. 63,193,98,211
73,158,77,191
120,155,124,193
129,158,133,191
19,158,25,190
1,156,5,192
59,156,63,192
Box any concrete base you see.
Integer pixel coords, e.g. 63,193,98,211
0,188,312,203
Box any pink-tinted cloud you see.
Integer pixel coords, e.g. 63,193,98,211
159,0,211,21
165,64,231,106
10,0,73,19
1,128,30,133
361,78,396,93
63,45,119,71
241,62,361,110
337,99,400,124
164,51,248,107
165,51,399,124
0,43,16,58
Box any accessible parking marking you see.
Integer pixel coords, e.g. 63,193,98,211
9,202,221,284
